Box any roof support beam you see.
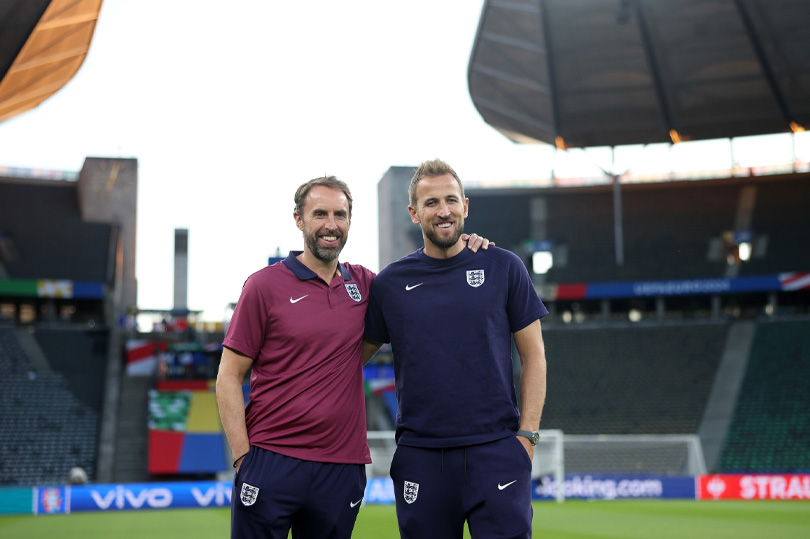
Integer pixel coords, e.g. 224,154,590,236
732,0,798,130
538,0,563,148
632,0,678,142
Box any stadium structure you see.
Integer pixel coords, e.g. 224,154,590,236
1,0,809,512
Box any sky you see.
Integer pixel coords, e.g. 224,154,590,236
0,0,807,322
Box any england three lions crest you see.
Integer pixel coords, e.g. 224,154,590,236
240,483,259,506
404,481,419,504
466,270,485,288
345,283,362,302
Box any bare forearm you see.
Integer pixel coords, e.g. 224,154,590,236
519,353,546,431
514,319,547,431
216,374,250,459
216,347,253,460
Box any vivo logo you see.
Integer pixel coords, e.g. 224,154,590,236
90,486,173,509
191,483,232,506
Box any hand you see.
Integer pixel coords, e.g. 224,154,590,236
233,450,249,471
461,233,494,252
517,436,535,461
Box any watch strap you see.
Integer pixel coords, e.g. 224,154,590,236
516,430,539,445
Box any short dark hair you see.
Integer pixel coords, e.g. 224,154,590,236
294,176,353,217
408,158,464,206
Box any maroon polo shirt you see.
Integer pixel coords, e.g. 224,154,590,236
223,251,374,464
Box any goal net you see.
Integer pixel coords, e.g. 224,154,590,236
562,434,706,476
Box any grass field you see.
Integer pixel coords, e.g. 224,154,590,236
1,500,809,538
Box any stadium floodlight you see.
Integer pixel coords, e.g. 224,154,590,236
532,251,553,274
738,242,752,262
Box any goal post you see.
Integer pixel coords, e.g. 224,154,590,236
533,429,565,503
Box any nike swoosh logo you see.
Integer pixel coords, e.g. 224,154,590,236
290,295,309,303
405,283,423,291
350,498,363,508
498,480,517,490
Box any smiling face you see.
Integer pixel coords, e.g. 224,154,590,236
295,185,350,262
408,173,469,258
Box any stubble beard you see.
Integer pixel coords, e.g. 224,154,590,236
423,219,464,250
305,232,347,262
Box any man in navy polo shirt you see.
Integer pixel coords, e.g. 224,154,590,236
216,175,490,539
362,159,548,538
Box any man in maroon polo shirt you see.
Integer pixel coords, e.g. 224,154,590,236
217,176,370,539
216,175,488,539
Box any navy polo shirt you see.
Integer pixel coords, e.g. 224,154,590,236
364,246,547,448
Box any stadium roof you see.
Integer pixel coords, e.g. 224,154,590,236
0,0,102,124
468,0,810,149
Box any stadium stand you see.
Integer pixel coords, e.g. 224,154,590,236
538,321,729,435
0,324,100,485
738,174,810,277
0,171,120,485
618,181,738,281
32,327,108,412
717,319,810,473
0,180,111,282
542,186,617,283
465,174,805,284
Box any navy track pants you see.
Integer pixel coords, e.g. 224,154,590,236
231,446,366,539
390,436,533,539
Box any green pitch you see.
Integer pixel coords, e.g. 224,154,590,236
1,501,808,538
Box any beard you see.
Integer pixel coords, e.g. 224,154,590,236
304,231,347,262
423,219,464,250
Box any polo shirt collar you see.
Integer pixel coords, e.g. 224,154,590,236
282,251,352,282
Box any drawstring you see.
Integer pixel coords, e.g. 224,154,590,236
464,447,468,484
439,447,468,483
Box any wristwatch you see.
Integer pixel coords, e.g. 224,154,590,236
517,430,540,446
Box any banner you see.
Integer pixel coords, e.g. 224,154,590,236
0,279,103,299
20,474,810,515
70,481,231,512
543,272,810,301
697,474,810,500
363,474,697,503
33,487,69,515
534,474,695,500
125,339,167,376
364,477,395,504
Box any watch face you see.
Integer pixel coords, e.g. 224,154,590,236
531,432,540,445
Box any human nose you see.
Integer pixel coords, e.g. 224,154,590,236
437,201,451,217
